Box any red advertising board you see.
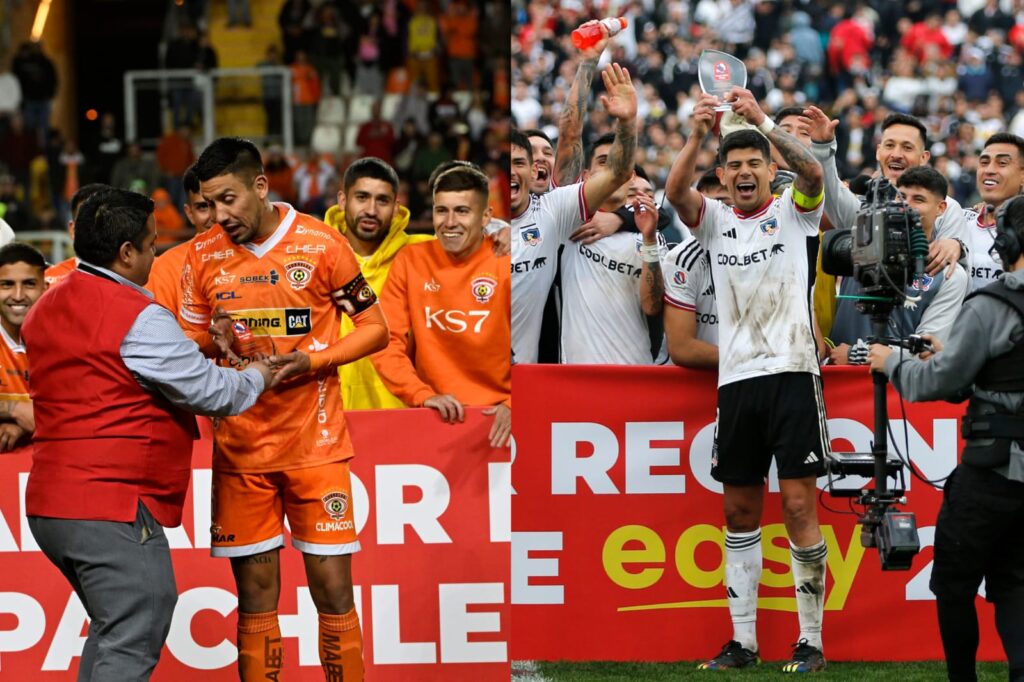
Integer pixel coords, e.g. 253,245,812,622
511,365,1002,662
0,409,510,680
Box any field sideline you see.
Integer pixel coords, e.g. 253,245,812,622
514,660,1010,681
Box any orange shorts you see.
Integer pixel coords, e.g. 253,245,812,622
210,461,359,558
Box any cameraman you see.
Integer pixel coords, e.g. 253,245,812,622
829,167,969,363
868,196,1024,682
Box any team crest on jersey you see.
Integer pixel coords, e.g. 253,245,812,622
759,217,778,235
284,259,316,290
911,273,934,292
471,274,498,303
322,491,349,520
674,270,686,285
520,226,542,246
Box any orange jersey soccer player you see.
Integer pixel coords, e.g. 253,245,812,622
147,166,214,317
181,138,387,682
372,164,511,447
0,243,47,451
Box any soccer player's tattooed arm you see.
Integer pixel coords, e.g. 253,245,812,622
665,94,717,227
582,64,637,214
556,20,611,185
727,86,823,198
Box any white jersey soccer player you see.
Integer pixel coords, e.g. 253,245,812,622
559,229,667,364
663,236,718,345
963,207,1002,291
511,183,590,363
692,187,821,386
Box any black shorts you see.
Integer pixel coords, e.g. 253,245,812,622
930,463,1024,602
711,372,830,485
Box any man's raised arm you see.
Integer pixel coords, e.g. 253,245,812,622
665,93,717,227
580,64,637,214
554,21,610,186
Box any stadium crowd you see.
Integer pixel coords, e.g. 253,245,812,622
510,0,1024,678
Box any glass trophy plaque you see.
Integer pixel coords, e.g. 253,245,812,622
698,50,747,112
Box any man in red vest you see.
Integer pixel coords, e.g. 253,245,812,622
20,187,275,681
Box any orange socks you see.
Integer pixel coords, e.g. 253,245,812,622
237,610,283,681
319,609,364,682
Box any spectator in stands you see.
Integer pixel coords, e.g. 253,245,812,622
111,142,161,195
226,0,251,28
354,11,384,97
393,82,430,136
155,125,195,211
440,0,479,91
788,11,824,73
55,138,85,228
968,0,1014,35
0,67,22,122
356,101,396,165
0,113,40,190
277,0,312,65
324,157,432,409
406,0,441,94
0,173,35,233
371,165,510,447
309,3,350,97
428,90,461,137
263,145,296,204
257,45,284,140
289,49,321,147
826,6,874,92
11,41,57,146
959,46,995,103
91,112,124,185
151,188,188,250
293,151,336,215
901,12,953,64
164,23,202,128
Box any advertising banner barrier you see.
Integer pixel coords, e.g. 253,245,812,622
511,365,1003,662
0,409,510,680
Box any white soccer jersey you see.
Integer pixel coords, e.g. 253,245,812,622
663,236,719,345
965,207,1002,291
560,230,667,364
692,188,822,386
512,183,590,363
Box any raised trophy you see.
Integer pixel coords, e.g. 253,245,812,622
698,50,748,112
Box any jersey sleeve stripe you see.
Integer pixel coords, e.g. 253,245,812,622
682,246,706,271
664,294,696,311
578,182,594,222
674,240,701,267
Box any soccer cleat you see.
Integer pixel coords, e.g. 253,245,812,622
782,639,826,673
697,640,759,670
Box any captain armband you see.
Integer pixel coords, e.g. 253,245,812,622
331,273,378,316
792,186,824,211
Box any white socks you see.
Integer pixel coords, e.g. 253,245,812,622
724,529,762,652
790,539,827,651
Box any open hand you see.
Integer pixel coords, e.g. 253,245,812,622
803,106,839,144
633,195,658,241
724,87,765,126
599,63,637,122
570,211,622,244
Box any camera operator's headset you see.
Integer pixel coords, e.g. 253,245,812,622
991,195,1024,265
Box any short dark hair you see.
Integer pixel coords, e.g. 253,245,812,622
0,242,45,271
880,113,928,149
719,130,771,165
1003,195,1024,240
774,106,805,124
182,165,200,195
524,128,553,147
633,163,652,184
696,167,724,192
897,165,948,198
70,183,110,220
433,166,490,202
983,132,1024,161
73,188,155,268
428,159,483,192
510,128,533,166
585,132,617,169
193,137,264,183
343,157,399,194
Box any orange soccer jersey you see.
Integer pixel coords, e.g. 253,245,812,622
181,204,371,473
44,257,76,288
0,326,30,403
147,238,193,315
372,237,510,407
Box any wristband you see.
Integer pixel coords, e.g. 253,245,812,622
757,118,775,135
639,243,660,263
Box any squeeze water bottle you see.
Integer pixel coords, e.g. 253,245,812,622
571,17,628,50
